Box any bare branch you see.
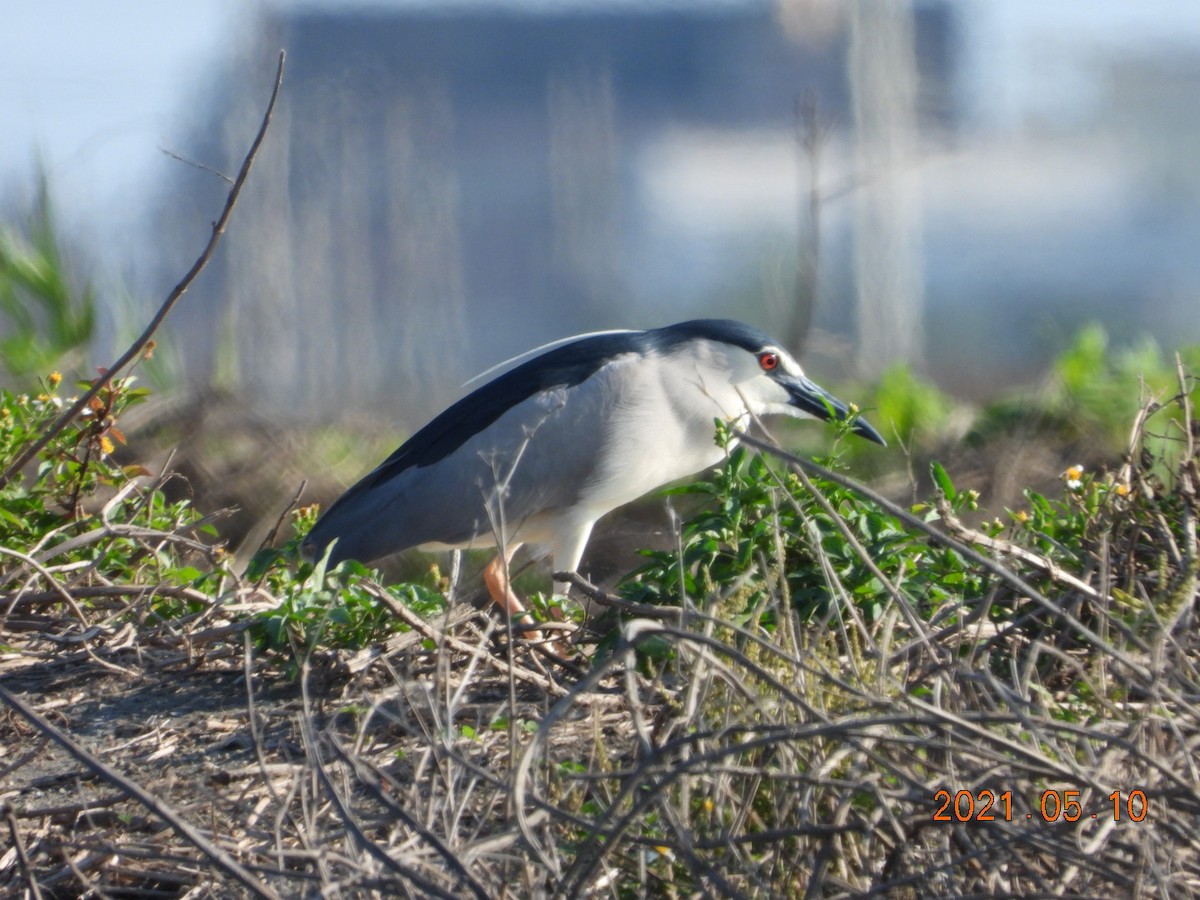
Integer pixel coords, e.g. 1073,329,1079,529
0,50,286,490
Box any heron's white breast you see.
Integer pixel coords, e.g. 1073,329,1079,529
578,346,746,514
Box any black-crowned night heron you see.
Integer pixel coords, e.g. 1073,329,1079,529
304,319,884,628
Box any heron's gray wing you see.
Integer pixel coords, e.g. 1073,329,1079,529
305,362,626,565
365,331,647,478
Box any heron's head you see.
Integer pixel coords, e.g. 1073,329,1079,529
653,320,887,445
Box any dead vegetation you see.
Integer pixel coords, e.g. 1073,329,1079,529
2,383,1199,898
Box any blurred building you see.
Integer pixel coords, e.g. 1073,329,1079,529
156,0,953,424
150,0,1200,422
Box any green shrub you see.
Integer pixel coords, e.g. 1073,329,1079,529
617,422,989,644
0,184,96,384
245,513,445,663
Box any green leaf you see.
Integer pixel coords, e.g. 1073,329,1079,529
246,547,284,582
930,461,956,501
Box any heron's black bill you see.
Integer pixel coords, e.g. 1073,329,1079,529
785,376,887,446
849,417,887,446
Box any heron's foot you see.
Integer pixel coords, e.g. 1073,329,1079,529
482,554,546,642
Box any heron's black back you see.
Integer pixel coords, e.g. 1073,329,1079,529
364,318,773,487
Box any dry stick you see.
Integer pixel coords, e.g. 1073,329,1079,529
556,714,937,899
1116,394,1186,570
556,570,683,622
519,621,824,892
326,738,491,900
559,571,876,707
513,627,642,872
361,579,569,697
570,709,1090,887
0,545,88,617
0,53,288,897
1169,358,1198,637
257,479,307,558
4,805,44,900
0,681,279,900
0,545,136,676
2,583,208,610
296,668,460,900
0,50,286,492
33,523,216,565
243,631,289,820
159,147,235,185
933,497,1106,602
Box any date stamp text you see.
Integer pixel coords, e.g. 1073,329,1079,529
933,789,1148,823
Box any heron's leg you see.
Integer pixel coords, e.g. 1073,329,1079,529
482,553,542,639
551,522,594,599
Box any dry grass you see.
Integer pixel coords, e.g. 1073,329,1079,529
2,390,1199,898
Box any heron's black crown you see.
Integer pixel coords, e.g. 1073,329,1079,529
643,319,779,356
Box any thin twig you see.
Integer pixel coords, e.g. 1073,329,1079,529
361,579,569,697
555,570,684,622
257,479,307,558
734,430,1154,683
933,496,1105,601
4,804,44,900
0,50,286,491
158,147,236,184
326,737,491,900
297,666,461,900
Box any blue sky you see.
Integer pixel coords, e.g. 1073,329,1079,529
4,0,1199,272
7,0,1199,213
0,1,238,243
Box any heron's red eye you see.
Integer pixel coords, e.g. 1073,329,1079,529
758,352,780,371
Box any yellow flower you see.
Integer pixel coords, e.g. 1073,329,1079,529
1013,510,1029,524
48,371,62,388
1062,464,1084,490
99,435,115,456
1115,483,1130,496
